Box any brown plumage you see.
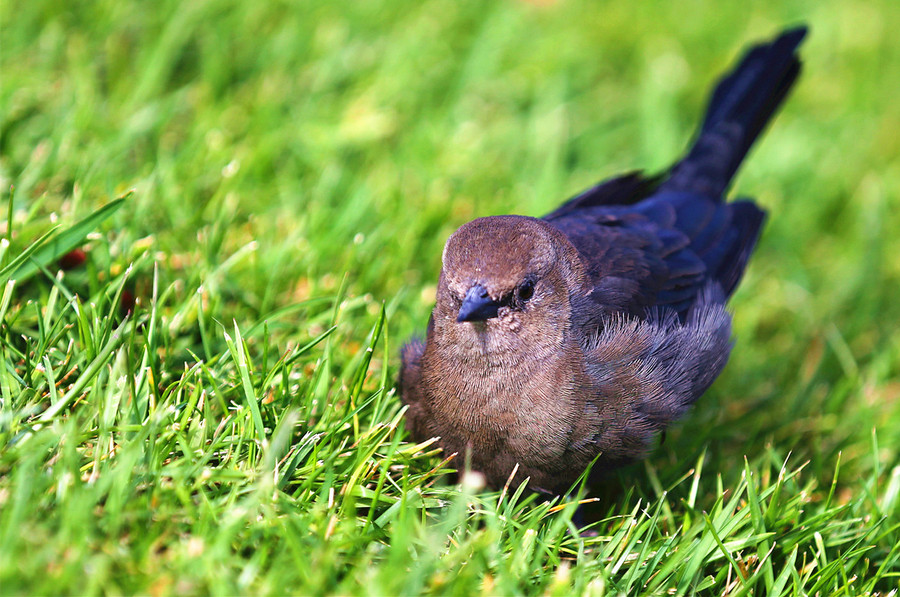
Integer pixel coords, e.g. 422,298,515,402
400,27,806,493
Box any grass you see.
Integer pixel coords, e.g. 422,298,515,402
1,0,899,594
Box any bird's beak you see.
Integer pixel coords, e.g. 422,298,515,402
457,284,501,322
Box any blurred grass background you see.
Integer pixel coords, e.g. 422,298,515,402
2,0,899,594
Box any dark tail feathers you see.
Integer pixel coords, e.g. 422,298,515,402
662,26,807,197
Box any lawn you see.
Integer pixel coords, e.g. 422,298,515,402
1,0,899,594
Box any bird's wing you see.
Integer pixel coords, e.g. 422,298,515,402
545,184,763,318
541,172,662,219
399,337,430,440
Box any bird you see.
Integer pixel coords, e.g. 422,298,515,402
400,27,807,494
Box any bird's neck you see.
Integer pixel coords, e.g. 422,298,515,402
423,316,581,409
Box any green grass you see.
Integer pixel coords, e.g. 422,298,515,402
2,0,899,594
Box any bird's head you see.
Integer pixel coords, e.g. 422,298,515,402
431,216,587,356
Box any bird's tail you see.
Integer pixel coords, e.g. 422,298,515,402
661,26,807,197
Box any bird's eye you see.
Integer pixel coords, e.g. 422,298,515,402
517,279,535,302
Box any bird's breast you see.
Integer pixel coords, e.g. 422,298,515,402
420,337,585,467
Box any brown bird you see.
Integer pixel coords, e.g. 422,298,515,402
400,27,806,493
